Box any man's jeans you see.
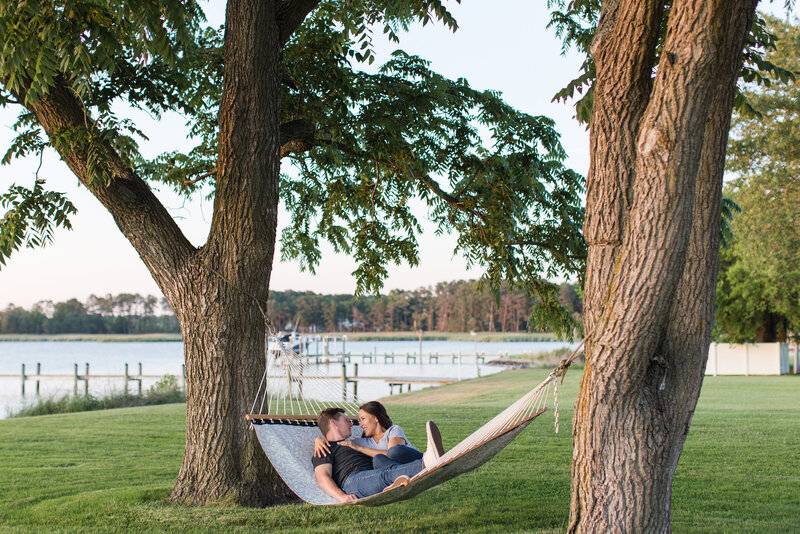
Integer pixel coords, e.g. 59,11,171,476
372,445,423,469
341,458,424,498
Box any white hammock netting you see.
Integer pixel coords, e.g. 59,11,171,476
247,333,571,506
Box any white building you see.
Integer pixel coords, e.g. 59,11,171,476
705,342,791,375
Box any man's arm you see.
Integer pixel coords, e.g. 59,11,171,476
314,464,357,503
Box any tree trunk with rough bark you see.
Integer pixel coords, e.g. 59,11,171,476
570,0,759,531
21,0,323,507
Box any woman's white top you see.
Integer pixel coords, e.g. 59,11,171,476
351,424,419,451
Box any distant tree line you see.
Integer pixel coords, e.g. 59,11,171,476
0,294,179,334
0,281,583,335
268,280,583,333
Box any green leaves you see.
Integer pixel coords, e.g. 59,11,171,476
0,0,585,337
717,17,800,343
277,29,585,336
0,178,77,267
547,3,795,125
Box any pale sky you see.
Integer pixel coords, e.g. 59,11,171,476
0,1,591,309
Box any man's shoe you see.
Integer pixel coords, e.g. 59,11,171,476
383,475,410,492
422,420,445,468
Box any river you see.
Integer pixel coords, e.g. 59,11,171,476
0,340,576,418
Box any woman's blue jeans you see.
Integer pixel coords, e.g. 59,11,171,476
372,444,423,469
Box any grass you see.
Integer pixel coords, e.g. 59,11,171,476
0,370,797,533
9,375,185,418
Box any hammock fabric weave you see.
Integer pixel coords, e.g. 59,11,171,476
246,335,563,506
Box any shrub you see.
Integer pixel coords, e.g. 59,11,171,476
10,375,186,418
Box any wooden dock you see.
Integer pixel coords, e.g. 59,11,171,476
0,362,185,396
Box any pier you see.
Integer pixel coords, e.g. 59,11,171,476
0,363,186,396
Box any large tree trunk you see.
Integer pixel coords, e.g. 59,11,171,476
570,1,758,532
169,275,295,505
22,0,326,507
168,0,291,505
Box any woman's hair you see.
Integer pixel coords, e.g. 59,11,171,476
359,401,392,430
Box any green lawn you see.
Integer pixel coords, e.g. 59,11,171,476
0,370,797,533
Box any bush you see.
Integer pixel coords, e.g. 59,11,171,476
10,375,186,418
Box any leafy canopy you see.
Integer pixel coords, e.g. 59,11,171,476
546,1,796,123
0,0,586,337
715,16,800,343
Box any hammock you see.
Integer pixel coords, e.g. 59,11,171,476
246,334,573,506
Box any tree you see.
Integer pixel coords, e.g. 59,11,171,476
548,0,778,531
0,1,585,506
716,16,800,343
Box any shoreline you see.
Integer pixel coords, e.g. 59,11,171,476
0,331,567,343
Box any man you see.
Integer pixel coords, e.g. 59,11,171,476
312,407,445,502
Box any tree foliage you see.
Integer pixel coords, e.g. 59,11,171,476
715,15,800,343
546,1,795,123
0,0,586,338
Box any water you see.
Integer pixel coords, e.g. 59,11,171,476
0,340,575,418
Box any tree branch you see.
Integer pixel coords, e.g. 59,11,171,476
23,79,195,289
276,0,321,46
279,119,315,158
184,166,217,185
315,138,488,224
509,240,587,260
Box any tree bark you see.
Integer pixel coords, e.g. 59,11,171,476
570,1,759,532
21,0,320,507
169,0,293,505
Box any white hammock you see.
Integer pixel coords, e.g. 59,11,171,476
246,334,570,506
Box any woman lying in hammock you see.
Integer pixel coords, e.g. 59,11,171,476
314,401,422,468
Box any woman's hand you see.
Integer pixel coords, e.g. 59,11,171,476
338,440,354,449
313,437,331,457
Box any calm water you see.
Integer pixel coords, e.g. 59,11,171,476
0,340,575,418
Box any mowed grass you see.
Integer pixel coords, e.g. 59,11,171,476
0,370,797,533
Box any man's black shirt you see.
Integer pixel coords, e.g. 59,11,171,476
311,440,373,487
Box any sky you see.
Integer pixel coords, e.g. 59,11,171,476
0,1,593,309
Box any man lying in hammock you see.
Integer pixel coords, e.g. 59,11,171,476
312,407,446,503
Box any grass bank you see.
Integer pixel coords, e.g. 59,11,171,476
8,376,185,418
0,371,797,533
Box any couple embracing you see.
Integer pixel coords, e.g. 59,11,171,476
312,401,446,502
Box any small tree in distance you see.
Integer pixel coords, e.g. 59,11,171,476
716,15,800,343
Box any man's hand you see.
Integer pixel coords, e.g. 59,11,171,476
337,493,357,503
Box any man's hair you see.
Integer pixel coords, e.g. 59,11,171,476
318,407,346,436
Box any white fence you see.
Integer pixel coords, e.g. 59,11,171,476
705,343,791,375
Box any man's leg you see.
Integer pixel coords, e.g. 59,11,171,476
341,459,425,499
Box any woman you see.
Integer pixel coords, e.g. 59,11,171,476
314,401,423,468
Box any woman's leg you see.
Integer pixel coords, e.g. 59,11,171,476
386,445,423,464
372,453,399,469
